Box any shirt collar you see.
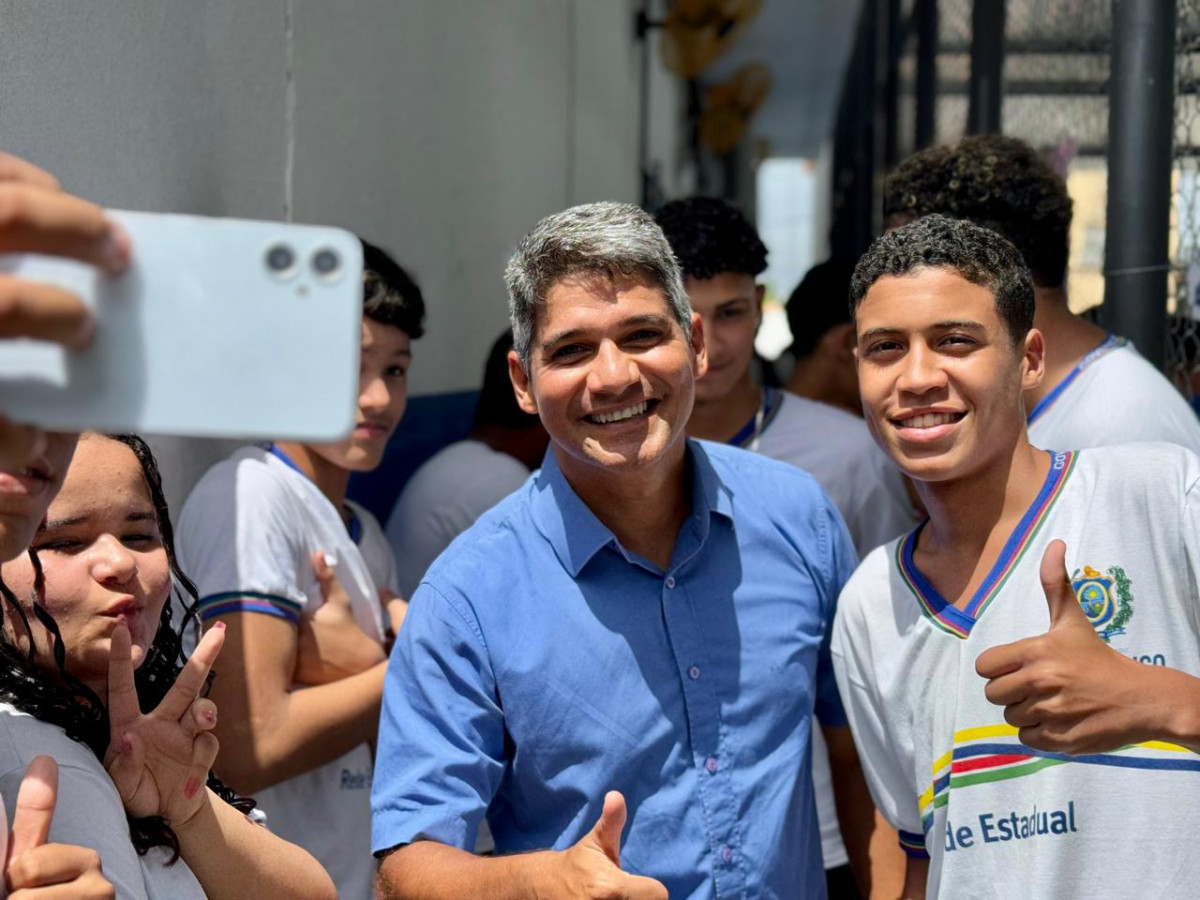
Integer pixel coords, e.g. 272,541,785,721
529,439,734,577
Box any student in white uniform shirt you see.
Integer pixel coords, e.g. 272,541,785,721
884,134,1200,454
656,196,910,899
833,215,1200,900
387,329,548,598
177,241,425,899
0,433,335,900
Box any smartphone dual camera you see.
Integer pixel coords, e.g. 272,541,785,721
265,242,345,282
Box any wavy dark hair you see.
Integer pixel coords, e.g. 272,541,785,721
0,433,253,861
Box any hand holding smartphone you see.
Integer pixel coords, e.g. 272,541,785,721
0,210,364,441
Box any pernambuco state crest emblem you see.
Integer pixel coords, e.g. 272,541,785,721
1070,565,1134,643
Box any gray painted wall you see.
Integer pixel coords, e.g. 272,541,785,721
0,1,683,510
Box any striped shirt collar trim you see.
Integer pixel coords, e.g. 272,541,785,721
265,443,363,544
897,449,1078,638
1027,334,1126,425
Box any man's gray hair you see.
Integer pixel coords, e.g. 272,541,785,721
505,201,692,368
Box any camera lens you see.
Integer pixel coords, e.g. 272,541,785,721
311,248,341,277
265,244,296,274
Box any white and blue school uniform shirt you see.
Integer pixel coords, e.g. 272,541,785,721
1028,334,1200,453
372,440,858,900
832,444,1200,899
177,444,397,900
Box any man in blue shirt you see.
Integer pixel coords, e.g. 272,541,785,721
372,201,860,899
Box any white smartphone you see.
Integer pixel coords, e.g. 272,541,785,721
0,210,363,441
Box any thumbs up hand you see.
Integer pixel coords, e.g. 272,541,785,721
3,755,114,899
543,791,668,899
975,539,1156,755
295,550,385,685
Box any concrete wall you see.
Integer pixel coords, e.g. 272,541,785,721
0,1,684,510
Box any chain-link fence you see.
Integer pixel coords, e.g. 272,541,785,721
1168,0,1200,402
896,1,1200,406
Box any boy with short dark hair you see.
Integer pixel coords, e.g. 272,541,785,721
177,239,426,898
655,197,915,556
833,214,1200,899
782,259,862,416
885,134,1200,453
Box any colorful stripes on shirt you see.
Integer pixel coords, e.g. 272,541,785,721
917,723,1200,836
898,829,930,859
896,450,1077,638
196,591,303,625
1027,334,1127,425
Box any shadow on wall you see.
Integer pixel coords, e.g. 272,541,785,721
348,390,480,524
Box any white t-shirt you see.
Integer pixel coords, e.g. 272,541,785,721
0,704,204,899
386,439,530,597
832,444,1200,899
758,391,918,558
177,445,396,900
754,391,916,871
1028,336,1200,454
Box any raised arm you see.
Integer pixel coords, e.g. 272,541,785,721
977,539,1200,754
205,607,385,793
105,622,336,900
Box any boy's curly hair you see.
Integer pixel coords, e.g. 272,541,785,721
883,135,1072,290
850,214,1035,345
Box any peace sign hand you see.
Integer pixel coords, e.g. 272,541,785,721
103,622,225,827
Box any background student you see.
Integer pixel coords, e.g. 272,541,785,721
176,242,426,898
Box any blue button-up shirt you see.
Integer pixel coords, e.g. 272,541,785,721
372,440,858,899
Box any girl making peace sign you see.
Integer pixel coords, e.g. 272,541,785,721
0,433,334,899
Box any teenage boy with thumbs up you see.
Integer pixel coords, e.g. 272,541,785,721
373,203,859,899
831,214,1200,900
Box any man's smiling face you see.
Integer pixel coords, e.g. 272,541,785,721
855,266,1043,483
509,273,706,485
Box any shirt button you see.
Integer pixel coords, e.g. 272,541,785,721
721,845,734,863
705,756,718,774
665,575,676,589
688,665,701,680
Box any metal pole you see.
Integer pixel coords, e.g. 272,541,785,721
883,0,903,166
915,0,938,148
637,2,653,207
1102,0,1177,370
967,0,1005,133
830,0,879,258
